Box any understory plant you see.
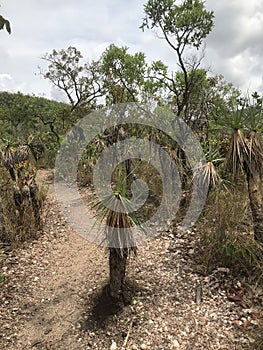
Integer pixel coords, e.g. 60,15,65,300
0,144,45,246
91,164,145,301
221,98,263,243
196,186,263,280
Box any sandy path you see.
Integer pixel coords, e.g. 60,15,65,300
1,170,108,349
0,169,261,350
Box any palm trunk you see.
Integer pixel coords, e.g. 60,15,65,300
246,172,263,243
125,159,133,190
29,182,41,229
109,248,128,299
0,199,6,239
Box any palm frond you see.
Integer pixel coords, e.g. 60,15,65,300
246,131,263,177
219,101,249,131
13,145,30,164
193,161,221,189
226,129,249,176
91,191,145,256
3,146,15,170
0,147,3,165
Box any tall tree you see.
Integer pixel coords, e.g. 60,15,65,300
141,0,214,122
224,97,263,243
41,46,103,113
100,44,147,104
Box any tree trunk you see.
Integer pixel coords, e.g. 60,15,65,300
29,182,41,229
125,159,133,191
109,248,128,299
246,172,263,243
0,199,6,239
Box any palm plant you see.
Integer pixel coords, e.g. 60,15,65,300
244,109,263,242
193,144,223,191
92,174,143,300
0,144,43,243
223,98,263,243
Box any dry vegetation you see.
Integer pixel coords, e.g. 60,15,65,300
0,145,45,246
0,174,262,349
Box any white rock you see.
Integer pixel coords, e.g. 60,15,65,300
172,339,180,348
110,340,117,350
131,345,138,350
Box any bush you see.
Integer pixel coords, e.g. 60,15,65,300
0,145,45,246
196,186,263,281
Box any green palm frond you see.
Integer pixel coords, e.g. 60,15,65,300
91,191,146,256
220,101,249,131
246,95,263,133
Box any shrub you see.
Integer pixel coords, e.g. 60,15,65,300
0,145,45,247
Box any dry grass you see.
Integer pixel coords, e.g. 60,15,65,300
196,186,263,281
0,146,45,247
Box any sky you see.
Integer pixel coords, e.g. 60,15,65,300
0,0,263,102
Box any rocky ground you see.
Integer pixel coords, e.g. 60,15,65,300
0,170,262,350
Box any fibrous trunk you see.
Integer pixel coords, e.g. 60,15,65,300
0,199,6,239
109,248,128,299
247,172,263,243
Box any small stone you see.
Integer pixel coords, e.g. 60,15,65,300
141,344,148,350
131,345,138,350
44,328,52,335
172,339,180,348
110,340,117,350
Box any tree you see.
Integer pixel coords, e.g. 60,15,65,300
41,46,103,113
92,190,139,301
100,44,148,104
224,97,263,243
0,144,44,244
0,91,69,166
141,0,214,122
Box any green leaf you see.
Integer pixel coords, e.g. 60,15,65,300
5,19,11,34
0,15,11,34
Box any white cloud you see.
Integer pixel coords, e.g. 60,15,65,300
0,0,263,100
0,74,14,91
204,0,263,92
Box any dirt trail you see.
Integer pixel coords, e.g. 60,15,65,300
0,169,261,350
1,170,108,349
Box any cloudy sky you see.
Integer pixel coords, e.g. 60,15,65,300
0,0,263,102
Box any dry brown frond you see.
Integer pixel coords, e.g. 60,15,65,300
3,146,15,170
246,131,263,177
13,145,30,164
226,129,249,176
0,147,3,165
193,161,221,189
105,194,137,257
